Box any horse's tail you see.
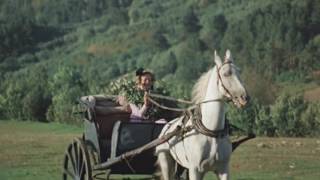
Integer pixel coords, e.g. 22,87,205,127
232,133,256,152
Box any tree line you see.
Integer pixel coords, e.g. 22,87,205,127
0,0,319,137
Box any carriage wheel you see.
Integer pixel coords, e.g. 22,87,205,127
63,138,93,180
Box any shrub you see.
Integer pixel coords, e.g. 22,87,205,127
47,66,88,123
254,106,275,136
270,93,307,137
227,99,259,135
22,86,51,122
300,102,320,136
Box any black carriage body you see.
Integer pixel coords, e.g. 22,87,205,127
84,118,165,174
65,95,169,179
109,122,164,174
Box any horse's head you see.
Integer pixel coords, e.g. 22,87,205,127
214,50,249,108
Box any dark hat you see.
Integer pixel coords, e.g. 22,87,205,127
136,67,144,76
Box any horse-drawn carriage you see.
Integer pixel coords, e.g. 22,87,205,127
62,50,256,180
62,95,185,180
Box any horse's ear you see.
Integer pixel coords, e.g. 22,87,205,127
225,49,233,62
214,50,222,67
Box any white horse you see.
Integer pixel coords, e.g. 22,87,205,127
156,50,249,180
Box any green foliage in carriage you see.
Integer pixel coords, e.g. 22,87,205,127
106,77,144,105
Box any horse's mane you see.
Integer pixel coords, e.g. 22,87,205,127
192,69,213,104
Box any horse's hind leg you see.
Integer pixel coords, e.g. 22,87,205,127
158,151,175,180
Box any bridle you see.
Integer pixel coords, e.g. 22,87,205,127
216,60,245,107
216,61,235,102
147,61,244,137
147,62,238,110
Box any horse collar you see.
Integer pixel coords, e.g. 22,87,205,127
191,105,229,138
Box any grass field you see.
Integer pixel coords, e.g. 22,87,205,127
0,120,320,180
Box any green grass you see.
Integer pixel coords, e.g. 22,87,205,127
0,120,82,180
226,137,320,180
0,120,320,180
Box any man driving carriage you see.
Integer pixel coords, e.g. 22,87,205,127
117,68,162,122
118,68,179,123
80,68,179,138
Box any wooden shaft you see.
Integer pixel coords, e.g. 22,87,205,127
93,125,191,170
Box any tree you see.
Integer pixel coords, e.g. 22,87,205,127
183,9,201,33
150,51,177,79
200,13,228,49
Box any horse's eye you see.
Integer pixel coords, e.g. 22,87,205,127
223,70,232,77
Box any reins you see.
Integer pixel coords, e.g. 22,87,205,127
146,62,237,138
147,93,194,105
147,61,235,113
147,92,228,112
147,93,230,138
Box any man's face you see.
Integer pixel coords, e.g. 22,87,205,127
139,74,152,91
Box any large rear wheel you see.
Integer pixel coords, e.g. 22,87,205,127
63,138,92,180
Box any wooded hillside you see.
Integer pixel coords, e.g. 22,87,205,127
0,0,319,136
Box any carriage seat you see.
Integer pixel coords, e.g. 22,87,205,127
80,95,131,140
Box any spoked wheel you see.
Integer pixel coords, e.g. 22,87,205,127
63,138,93,180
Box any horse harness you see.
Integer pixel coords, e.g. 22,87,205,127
148,61,236,138
160,106,229,168
157,102,229,140
177,105,229,139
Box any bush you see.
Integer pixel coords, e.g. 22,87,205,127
227,99,259,135
22,86,51,122
46,87,82,124
270,93,307,137
227,94,320,137
254,106,275,136
47,66,88,123
300,102,320,136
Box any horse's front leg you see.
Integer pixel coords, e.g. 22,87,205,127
188,168,204,180
215,166,230,180
217,172,229,180
158,151,176,180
